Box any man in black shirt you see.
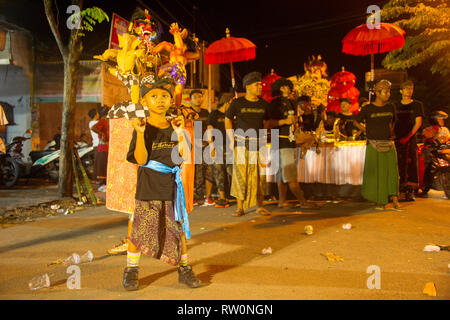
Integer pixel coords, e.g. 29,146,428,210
264,78,311,208
394,80,424,201
354,80,401,210
207,93,234,207
189,90,215,206
225,72,271,216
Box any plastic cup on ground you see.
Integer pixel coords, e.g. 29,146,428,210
79,250,94,263
342,223,352,230
28,273,50,291
63,253,80,266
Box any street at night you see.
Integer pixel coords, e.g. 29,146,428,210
0,183,449,300
1,0,449,306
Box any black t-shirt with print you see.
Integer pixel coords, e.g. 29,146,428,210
394,100,424,139
356,103,396,140
127,123,179,201
267,96,297,148
225,96,269,137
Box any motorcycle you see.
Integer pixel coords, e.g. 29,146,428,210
0,131,95,187
419,140,450,199
0,136,23,187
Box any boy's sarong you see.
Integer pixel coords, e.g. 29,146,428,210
362,143,399,205
130,200,182,266
230,144,267,210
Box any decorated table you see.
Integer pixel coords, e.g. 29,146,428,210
267,141,367,199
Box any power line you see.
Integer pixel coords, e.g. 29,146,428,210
251,15,365,40
246,10,365,39
153,0,186,29
136,0,171,27
174,0,194,19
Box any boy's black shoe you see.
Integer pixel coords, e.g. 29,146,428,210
178,265,202,288
123,267,139,291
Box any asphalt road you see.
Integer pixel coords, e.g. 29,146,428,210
0,186,449,300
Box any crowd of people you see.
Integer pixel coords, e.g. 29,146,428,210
88,72,449,213
89,70,448,292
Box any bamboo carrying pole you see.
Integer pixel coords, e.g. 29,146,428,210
71,151,83,202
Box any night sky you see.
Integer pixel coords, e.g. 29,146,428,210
0,0,422,97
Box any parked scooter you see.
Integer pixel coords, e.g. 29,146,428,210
0,131,95,187
30,136,95,183
420,140,450,199
0,134,25,187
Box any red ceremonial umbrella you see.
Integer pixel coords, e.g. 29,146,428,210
342,22,405,101
205,28,256,92
330,67,357,93
327,67,360,113
261,69,281,103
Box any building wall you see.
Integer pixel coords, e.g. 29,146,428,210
38,102,101,149
0,65,32,160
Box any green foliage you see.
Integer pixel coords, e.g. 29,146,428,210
381,0,450,76
69,6,109,38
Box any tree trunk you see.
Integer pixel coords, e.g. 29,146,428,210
58,41,82,197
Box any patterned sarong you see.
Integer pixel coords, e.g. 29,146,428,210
130,200,182,266
230,143,267,210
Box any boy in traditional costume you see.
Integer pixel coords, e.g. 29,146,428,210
123,77,201,291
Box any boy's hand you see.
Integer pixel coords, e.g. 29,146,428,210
171,116,185,134
130,118,146,134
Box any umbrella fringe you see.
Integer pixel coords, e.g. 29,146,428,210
205,48,256,65
342,35,405,56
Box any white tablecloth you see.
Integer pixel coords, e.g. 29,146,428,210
267,145,366,185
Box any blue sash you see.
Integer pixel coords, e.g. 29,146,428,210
140,160,190,239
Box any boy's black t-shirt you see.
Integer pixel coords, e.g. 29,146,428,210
356,103,396,140
266,96,297,148
127,123,179,201
394,100,424,139
225,96,269,136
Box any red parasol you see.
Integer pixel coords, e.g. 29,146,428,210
342,22,405,101
330,67,357,92
327,67,360,114
205,28,256,91
261,69,281,102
